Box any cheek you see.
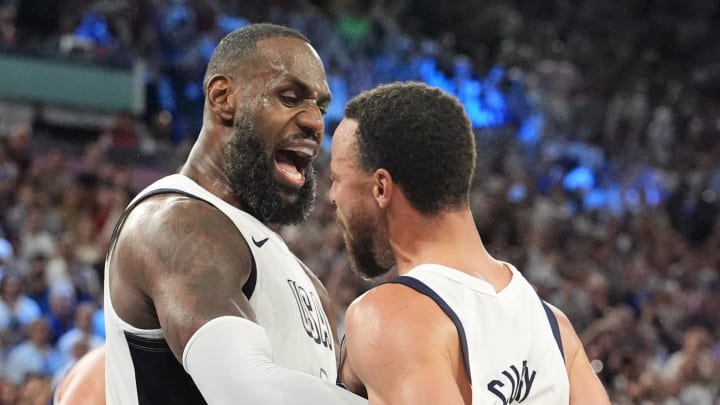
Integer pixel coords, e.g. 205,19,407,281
345,200,377,234
334,180,374,226
333,184,351,211
335,198,353,228
334,195,356,229
252,110,284,144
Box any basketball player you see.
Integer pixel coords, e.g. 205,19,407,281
329,82,611,404
102,23,364,404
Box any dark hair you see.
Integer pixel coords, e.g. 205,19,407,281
203,23,309,91
344,81,476,214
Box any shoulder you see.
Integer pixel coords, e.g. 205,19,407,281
112,194,254,291
341,282,467,403
544,302,582,365
120,194,231,240
54,345,106,405
119,194,250,261
345,282,456,350
544,303,578,341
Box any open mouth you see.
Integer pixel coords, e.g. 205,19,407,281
273,142,318,188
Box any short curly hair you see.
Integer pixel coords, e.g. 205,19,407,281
203,23,309,91
344,82,476,215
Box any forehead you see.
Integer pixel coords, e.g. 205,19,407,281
331,118,360,169
253,36,329,94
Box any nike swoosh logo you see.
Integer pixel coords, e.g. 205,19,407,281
252,236,270,248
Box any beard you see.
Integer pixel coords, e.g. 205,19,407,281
342,209,395,280
222,110,317,225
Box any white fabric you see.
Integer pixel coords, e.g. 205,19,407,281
184,316,366,404
403,263,570,405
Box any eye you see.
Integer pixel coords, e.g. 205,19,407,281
280,91,300,106
280,89,327,115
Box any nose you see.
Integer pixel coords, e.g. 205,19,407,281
296,102,324,142
328,182,336,205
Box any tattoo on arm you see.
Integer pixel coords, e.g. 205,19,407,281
147,199,255,358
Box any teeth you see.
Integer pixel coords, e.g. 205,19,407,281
283,146,316,158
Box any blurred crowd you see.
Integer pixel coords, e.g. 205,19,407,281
0,0,719,404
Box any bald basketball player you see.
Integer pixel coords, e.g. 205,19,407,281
99,23,364,405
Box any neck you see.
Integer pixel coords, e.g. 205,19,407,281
389,207,501,280
180,127,242,208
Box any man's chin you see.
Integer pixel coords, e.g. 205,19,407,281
356,266,392,281
348,252,393,280
269,195,315,226
275,185,302,204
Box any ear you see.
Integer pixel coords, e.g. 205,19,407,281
206,74,235,125
373,168,393,209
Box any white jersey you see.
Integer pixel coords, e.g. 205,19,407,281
104,174,337,405
397,263,569,405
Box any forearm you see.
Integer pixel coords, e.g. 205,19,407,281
183,316,367,405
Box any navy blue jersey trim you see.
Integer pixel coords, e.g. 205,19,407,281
541,300,564,360
392,276,472,383
337,334,348,386
108,187,258,300
242,253,257,299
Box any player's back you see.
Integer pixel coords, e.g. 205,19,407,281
396,263,569,405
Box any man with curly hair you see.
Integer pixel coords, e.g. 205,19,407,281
330,81,610,404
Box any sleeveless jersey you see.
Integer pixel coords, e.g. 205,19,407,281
395,263,569,405
104,174,337,405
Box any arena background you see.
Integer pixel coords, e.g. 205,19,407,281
0,0,718,403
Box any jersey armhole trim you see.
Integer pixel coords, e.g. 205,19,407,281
242,254,257,299
541,300,564,361
392,276,471,383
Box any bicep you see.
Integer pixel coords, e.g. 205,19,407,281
135,199,256,360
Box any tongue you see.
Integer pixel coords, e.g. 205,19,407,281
275,154,304,185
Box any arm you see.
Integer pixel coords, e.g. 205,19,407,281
113,197,365,404
112,196,258,354
341,285,466,405
549,304,611,405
